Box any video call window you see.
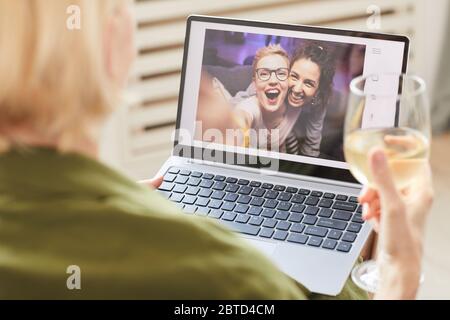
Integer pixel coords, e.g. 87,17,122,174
196,29,366,162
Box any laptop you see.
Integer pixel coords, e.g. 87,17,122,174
156,15,409,296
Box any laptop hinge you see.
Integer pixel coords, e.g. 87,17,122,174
183,157,361,190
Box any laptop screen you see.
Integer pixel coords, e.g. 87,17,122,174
175,16,408,183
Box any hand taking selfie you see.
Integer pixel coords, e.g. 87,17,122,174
359,149,434,299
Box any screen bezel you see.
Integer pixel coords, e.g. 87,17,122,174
173,15,410,184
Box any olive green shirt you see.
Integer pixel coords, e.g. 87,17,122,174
0,148,367,299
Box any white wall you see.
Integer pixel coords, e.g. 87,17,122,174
410,0,448,98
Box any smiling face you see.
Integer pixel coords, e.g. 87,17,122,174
287,58,321,108
254,54,289,113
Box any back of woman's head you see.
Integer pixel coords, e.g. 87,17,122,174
0,0,132,153
290,42,336,107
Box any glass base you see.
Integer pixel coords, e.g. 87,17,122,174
352,259,425,294
352,260,379,293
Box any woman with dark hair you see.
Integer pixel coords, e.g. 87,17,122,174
288,44,336,109
284,43,337,156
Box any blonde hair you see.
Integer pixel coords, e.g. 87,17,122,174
0,0,128,153
252,44,289,78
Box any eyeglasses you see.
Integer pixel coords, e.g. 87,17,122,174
255,68,289,81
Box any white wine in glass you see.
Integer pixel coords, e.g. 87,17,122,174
345,127,429,190
344,73,430,293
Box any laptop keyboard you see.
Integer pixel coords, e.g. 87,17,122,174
158,167,365,253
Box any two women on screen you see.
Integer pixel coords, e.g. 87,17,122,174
231,42,336,156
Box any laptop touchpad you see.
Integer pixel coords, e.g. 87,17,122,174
244,238,277,258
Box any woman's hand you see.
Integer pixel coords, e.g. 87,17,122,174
359,149,433,299
139,176,164,189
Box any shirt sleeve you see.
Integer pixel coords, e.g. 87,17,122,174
183,216,368,300
229,82,257,106
234,96,261,128
142,206,309,300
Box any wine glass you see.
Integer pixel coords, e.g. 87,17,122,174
344,73,430,293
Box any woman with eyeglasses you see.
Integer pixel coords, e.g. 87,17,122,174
233,44,297,152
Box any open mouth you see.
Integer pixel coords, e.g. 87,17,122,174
265,89,280,103
289,90,306,104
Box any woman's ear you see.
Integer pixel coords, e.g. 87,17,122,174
103,4,136,88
